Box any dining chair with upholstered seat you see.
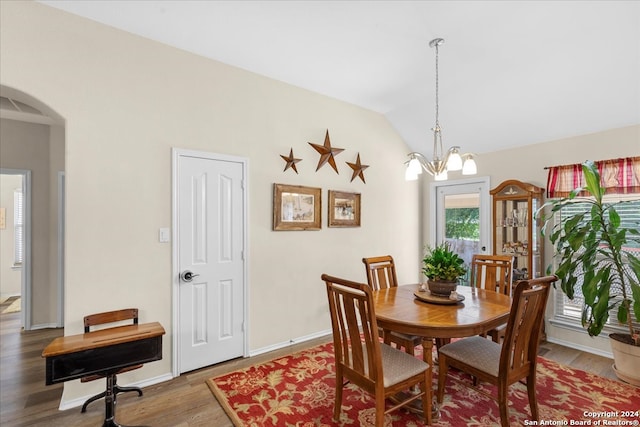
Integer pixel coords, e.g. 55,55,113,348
362,255,424,355
80,308,143,413
436,275,557,427
322,274,432,426
470,254,514,342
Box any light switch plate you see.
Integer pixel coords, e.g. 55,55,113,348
159,227,170,243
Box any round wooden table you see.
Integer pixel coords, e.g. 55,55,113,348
372,284,512,366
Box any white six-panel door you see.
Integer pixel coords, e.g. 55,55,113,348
173,149,246,374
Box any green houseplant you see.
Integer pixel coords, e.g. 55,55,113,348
422,242,467,296
540,160,640,384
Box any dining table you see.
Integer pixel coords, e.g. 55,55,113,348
372,284,512,370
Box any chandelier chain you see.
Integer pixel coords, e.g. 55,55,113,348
434,41,439,128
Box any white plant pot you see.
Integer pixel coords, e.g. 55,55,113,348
610,333,640,387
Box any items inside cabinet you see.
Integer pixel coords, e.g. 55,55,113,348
491,180,544,280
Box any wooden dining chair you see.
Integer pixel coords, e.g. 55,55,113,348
469,254,514,295
322,274,432,426
470,254,514,342
436,275,557,427
362,255,423,355
80,308,143,413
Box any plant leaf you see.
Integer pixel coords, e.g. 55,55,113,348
582,160,602,202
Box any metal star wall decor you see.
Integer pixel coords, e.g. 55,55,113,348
308,129,344,174
346,153,369,183
280,148,302,174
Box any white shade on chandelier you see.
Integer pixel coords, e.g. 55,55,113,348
405,38,477,181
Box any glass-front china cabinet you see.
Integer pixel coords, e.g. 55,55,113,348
491,180,544,280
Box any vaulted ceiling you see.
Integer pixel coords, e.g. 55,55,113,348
36,1,640,155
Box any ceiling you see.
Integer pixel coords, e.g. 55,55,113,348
35,1,640,155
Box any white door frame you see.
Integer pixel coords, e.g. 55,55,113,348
429,176,491,252
1,168,32,330
171,148,249,377
57,171,65,328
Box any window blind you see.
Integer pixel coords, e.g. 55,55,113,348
13,189,23,266
553,196,640,330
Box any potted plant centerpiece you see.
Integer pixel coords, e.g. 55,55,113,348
540,160,640,385
422,242,467,296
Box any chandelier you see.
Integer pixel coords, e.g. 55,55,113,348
405,38,477,181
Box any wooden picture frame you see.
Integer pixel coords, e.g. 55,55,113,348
328,190,361,227
273,183,322,231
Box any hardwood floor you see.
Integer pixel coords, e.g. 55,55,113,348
0,304,620,427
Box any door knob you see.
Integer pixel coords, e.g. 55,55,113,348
180,270,199,282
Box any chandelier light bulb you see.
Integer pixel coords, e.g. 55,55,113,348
434,170,448,181
407,157,423,175
462,156,478,175
447,147,463,171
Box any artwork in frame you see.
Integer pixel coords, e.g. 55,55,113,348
328,190,361,228
273,183,322,231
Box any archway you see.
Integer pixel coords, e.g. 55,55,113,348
0,85,66,330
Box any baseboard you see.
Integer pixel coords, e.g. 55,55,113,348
249,329,332,357
57,373,174,411
30,323,59,330
545,336,613,359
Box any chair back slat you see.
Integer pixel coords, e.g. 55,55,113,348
470,254,514,295
500,276,555,380
362,255,398,291
84,308,139,332
323,274,381,384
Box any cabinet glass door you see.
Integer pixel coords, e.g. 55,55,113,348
492,181,544,280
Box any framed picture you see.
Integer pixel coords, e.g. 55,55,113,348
273,183,322,231
328,190,361,227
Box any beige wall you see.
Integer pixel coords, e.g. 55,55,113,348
0,174,22,298
1,1,421,405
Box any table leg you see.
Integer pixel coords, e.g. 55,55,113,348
422,337,440,423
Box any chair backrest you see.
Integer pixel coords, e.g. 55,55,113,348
500,275,556,381
362,255,399,291
322,274,382,387
470,254,514,295
84,308,139,333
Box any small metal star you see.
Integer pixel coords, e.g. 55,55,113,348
308,129,344,174
280,148,302,174
346,153,369,183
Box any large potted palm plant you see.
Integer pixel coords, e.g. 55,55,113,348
540,160,640,385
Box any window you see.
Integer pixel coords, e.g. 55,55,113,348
553,195,640,330
13,188,23,267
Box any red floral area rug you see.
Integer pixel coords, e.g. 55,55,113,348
207,342,640,426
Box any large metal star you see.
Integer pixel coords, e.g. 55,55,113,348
308,130,344,174
346,153,369,183
280,148,302,174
